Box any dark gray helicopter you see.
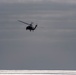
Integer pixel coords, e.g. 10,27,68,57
18,20,38,31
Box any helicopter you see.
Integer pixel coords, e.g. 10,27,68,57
18,20,38,31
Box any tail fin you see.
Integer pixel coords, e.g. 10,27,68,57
34,25,37,30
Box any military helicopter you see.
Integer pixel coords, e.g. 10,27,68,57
18,20,38,31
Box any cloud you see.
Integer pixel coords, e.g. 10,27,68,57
0,0,42,3
49,0,76,4
0,0,76,4
0,0,76,69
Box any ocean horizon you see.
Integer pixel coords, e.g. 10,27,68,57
0,70,76,75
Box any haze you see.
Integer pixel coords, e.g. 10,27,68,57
0,0,76,70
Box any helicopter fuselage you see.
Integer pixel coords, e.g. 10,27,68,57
26,25,37,31
26,26,34,31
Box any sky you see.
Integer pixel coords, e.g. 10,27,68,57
0,0,76,70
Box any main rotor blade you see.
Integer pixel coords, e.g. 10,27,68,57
18,20,30,25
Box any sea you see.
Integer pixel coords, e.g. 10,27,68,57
0,70,76,75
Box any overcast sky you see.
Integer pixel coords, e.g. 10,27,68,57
0,0,76,70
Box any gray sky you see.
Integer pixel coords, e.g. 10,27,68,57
0,0,76,70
